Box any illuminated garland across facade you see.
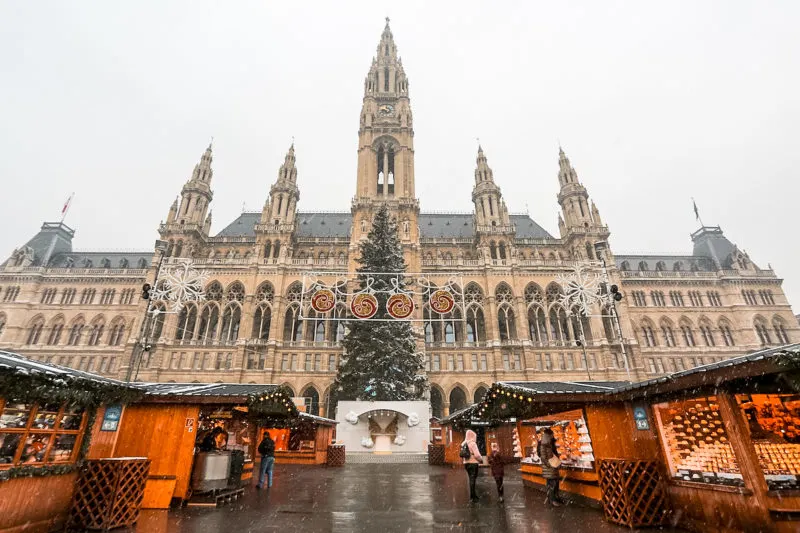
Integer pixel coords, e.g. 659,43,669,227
300,272,464,322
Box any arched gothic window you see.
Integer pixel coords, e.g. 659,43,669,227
301,386,320,416
772,316,790,344
660,319,676,347
175,304,198,341
698,320,715,347
87,317,105,346
473,386,488,405
219,304,241,342
754,317,772,345
151,304,166,340
284,305,303,341
718,319,735,346
67,317,85,346
47,316,65,346
264,241,272,258
679,320,696,347
449,387,467,413
641,320,657,347
206,281,223,301
26,317,45,345
252,305,271,340
226,282,245,302
197,304,220,342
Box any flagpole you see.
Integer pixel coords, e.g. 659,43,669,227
61,193,74,224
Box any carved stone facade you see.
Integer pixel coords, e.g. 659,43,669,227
0,20,796,418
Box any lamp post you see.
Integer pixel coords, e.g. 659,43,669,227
125,239,168,383
594,241,632,381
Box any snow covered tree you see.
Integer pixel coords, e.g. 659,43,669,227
333,204,427,402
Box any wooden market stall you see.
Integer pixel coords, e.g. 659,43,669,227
0,350,142,533
438,404,519,467
260,412,337,465
114,382,301,508
475,344,800,533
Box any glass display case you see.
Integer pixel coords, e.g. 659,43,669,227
737,393,800,490
0,399,87,467
654,396,744,487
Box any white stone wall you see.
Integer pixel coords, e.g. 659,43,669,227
335,400,431,454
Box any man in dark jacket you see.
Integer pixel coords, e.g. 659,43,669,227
256,433,275,489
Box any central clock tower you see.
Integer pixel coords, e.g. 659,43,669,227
352,18,419,258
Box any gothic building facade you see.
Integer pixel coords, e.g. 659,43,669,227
1,21,796,418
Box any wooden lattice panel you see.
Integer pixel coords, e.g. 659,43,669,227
69,458,150,531
428,444,445,466
327,445,345,466
597,459,669,528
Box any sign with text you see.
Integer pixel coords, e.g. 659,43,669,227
101,405,122,432
633,406,650,431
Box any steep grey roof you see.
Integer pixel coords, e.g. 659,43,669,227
216,213,260,238
215,211,554,240
47,251,151,269
615,254,716,272
296,212,352,238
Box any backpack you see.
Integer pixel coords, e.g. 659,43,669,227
460,442,472,459
258,437,275,456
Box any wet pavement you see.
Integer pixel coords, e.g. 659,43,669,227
133,464,684,533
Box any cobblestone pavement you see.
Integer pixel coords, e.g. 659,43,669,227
132,463,683,533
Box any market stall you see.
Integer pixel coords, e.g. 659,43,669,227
0,350,142,533
475,344,800,533
115,383,299,508
259,412,337,465
438,404,519,467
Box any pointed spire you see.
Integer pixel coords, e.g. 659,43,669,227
278,142,298,183
557,146,578,187
474,144,493,183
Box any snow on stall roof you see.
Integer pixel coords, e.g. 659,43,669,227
139,382,281,398
0,350,133,387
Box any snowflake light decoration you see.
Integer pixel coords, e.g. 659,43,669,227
150,260,209,312
555,262,603,317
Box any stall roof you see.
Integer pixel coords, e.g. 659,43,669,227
611,343,800,399
473,344,800,423
500,381,629,394
0,350,136,389
139,382,281,399
298,412,339,426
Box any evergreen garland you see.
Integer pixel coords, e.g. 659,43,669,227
333,204,427,403
0,371,143,408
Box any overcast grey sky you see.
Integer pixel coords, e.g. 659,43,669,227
1,1,798,307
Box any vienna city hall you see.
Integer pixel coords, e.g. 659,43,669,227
0,21,796,419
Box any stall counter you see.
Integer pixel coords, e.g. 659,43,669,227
519,461,601,503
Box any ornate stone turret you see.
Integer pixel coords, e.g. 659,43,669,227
472,145,512,230
472,145,515,263
159,144,216,256
260,143,300,227
556,147,609,260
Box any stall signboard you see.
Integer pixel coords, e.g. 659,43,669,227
633,406,650,430
101,405,123,431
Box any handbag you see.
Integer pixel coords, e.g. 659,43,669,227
547,455,562,468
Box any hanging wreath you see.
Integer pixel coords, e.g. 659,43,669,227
429,289,455,314
310,288,336,313
386,293,414,319
350,293,378,319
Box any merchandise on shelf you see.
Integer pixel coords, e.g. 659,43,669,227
519,409,594,469
655,396,744,487
738,393,800,490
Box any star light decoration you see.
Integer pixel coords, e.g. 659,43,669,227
555,262,604,317
150,260,209,312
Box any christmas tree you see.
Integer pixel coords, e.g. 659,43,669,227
333,204,427,402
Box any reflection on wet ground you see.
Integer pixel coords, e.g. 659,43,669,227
133,464,683,533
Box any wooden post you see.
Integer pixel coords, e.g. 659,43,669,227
717,391,774,531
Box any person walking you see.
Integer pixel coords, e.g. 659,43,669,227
488,442,506,503
256,432,275,489
460,429,483,503
537,427,564,507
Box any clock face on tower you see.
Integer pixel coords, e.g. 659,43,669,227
378,104,395,117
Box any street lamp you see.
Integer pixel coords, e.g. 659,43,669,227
594,241,632,381
125,239,169,383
